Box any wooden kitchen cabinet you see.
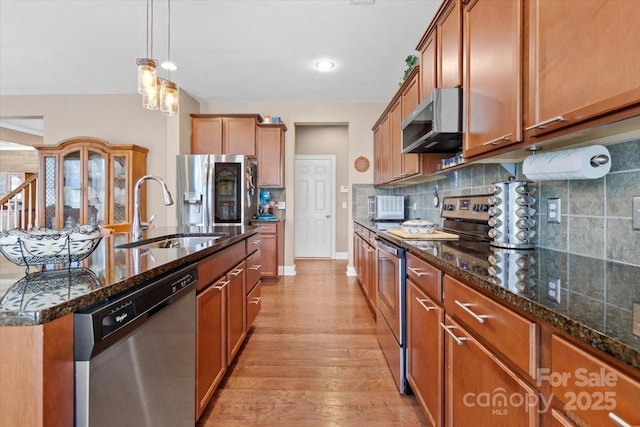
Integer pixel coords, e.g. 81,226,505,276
253,221,283,280
379,115,391,184
463,0,523,158
406,253,444,427
419,30,437,100
257,123,286,187
389,98,403,181
437,0,462,89
400,70,420,177
525,0,640,141
354,223,376,312
226,261,247,363
245,248,262,330
190,114,261,156
443,314,540,426
35,137,148,229
373,126,383,186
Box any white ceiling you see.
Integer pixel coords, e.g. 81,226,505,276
0,0,442,105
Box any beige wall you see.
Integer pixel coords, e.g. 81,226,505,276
295,125,349,254
0,94,383,271
0,93,200,227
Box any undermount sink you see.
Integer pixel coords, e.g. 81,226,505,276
116,233,228,250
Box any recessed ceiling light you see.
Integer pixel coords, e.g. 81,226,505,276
314,60,336,71
161,61,178,71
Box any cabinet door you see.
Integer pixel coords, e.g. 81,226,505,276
85,148,107,226
420,31,437,100
525,0,640,138
224,117,256,156
259,232,277,278
196,281,225,420
227,261,246,363
438,0,462,88
246,280,262,329
407,281,444,427
246,249,262,291
373,126,382,186
401,74,420,177
389,99,402,182
443,315,539,426
463,0,522,158
365,238,377,310
257,126,284,187
191,117,223,155
110,154,128,224
379,115,391,184
60,149,83,227
41,154,59,229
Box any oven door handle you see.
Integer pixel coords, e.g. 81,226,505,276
375,238,401,256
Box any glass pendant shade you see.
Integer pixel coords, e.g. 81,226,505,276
142,78,160,110
136,58,158,94
160,79,179,116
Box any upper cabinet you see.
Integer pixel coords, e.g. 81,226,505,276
35,137,148,229
437,0,462,89
419,31,437,100
524,0,640,140
191,114,261,156
463,0,523,158
257,123,287,187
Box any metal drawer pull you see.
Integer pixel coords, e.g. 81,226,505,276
408,267,430,277
229,268,244,276
482,134,511,146
252,240,261,245
214,280,230,290
525,115,566,131
249,264,261,270
608,412,632,427
250,297,262,305
440,322,467,346
416,298,436,312
454,300,489,324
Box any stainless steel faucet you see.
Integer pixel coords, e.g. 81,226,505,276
132,175,174,240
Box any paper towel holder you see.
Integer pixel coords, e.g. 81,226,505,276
590,154,609,167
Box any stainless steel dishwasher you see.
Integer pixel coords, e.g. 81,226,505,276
74,265,197,427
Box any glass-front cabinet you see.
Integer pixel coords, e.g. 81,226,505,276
35,137,148,229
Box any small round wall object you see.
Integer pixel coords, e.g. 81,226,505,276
354,156,370,172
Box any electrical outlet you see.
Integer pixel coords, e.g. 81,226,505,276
633,196,640,230
547,198,561,224
633,302,640,337
547,276,561,303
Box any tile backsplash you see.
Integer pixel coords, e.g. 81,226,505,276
353,138,639,267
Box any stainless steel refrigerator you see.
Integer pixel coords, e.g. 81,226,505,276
176,154,257,227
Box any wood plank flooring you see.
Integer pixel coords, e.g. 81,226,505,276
197,259,429,427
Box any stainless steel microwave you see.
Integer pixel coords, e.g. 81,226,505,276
401,88,463,154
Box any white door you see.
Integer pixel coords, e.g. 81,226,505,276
294,156,334,258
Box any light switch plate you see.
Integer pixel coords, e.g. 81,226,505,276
633,196,640,230
634,302,640,337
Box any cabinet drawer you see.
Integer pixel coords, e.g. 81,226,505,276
407,252,442,302
197,241,245,291
550,335,640,427
444,275,538,379
258,223,277,234
246,232,261,254
246,281,262,328
246,249,261,291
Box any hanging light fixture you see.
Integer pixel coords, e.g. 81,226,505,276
160,0,178,116
137,0,157,97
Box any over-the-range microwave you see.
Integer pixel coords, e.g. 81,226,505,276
401,87,463,154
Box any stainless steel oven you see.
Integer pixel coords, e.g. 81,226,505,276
375,235,408,394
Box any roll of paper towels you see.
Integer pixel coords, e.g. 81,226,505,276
523,145,611,181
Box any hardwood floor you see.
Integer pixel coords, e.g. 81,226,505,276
197,259,429,427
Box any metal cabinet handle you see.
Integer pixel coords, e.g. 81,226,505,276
250,297,262,305
482,134,512,146
608,412,632,427
408,267,430,277
214,280,230,290
525,115,566,131
229,268,244,276
249,265,261,270
454,300,489,324
440,322,467,346
416,297,436,312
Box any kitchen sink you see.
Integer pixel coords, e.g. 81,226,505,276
116,233,228,250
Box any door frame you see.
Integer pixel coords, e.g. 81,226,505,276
294,154,336,259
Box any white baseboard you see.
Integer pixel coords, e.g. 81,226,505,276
334,252,348,259
346,265,358,276
282,265,297,276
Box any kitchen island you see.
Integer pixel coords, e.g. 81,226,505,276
0,225,259,427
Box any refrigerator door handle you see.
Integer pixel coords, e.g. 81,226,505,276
203,160,212,228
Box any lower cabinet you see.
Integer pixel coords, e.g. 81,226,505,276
247,280,262,328
442,314,540,426
253,221,284,280
226,261,247,363
353,223,377,312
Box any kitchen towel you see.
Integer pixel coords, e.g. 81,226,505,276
522,145,611,181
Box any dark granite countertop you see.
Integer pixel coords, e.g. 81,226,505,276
354,218,640,372
0,225,259,326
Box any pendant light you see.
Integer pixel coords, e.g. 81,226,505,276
160,0,178,116
137,0,157,97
